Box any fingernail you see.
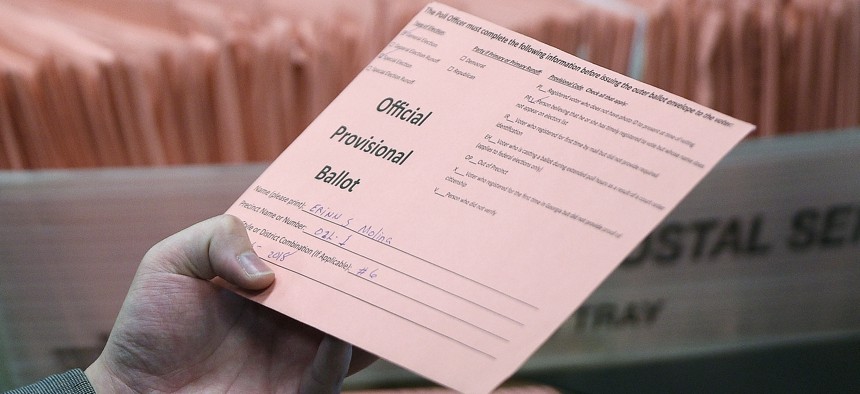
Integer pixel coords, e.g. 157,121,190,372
238,252,272,278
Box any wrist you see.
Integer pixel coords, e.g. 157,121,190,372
85,357,131,393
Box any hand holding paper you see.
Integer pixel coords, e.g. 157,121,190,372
83,215,376,392
225,3,754,392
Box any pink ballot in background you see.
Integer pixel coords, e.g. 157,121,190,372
224,3,754,393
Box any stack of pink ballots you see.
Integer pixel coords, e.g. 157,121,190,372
0,0,857,169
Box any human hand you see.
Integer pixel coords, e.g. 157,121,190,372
85,215,375,393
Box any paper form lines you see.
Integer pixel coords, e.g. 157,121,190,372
264,258,497,360
302,207,538,310
349,271,510,342
302,228,524,327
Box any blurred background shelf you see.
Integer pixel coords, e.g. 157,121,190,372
3,128,860,392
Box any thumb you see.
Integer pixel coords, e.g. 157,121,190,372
143,214,274,290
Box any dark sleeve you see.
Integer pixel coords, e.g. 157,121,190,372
5,369,96,394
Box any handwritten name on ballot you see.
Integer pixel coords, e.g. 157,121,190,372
224,3,754,393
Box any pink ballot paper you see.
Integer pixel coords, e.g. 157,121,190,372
223,3,754,393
